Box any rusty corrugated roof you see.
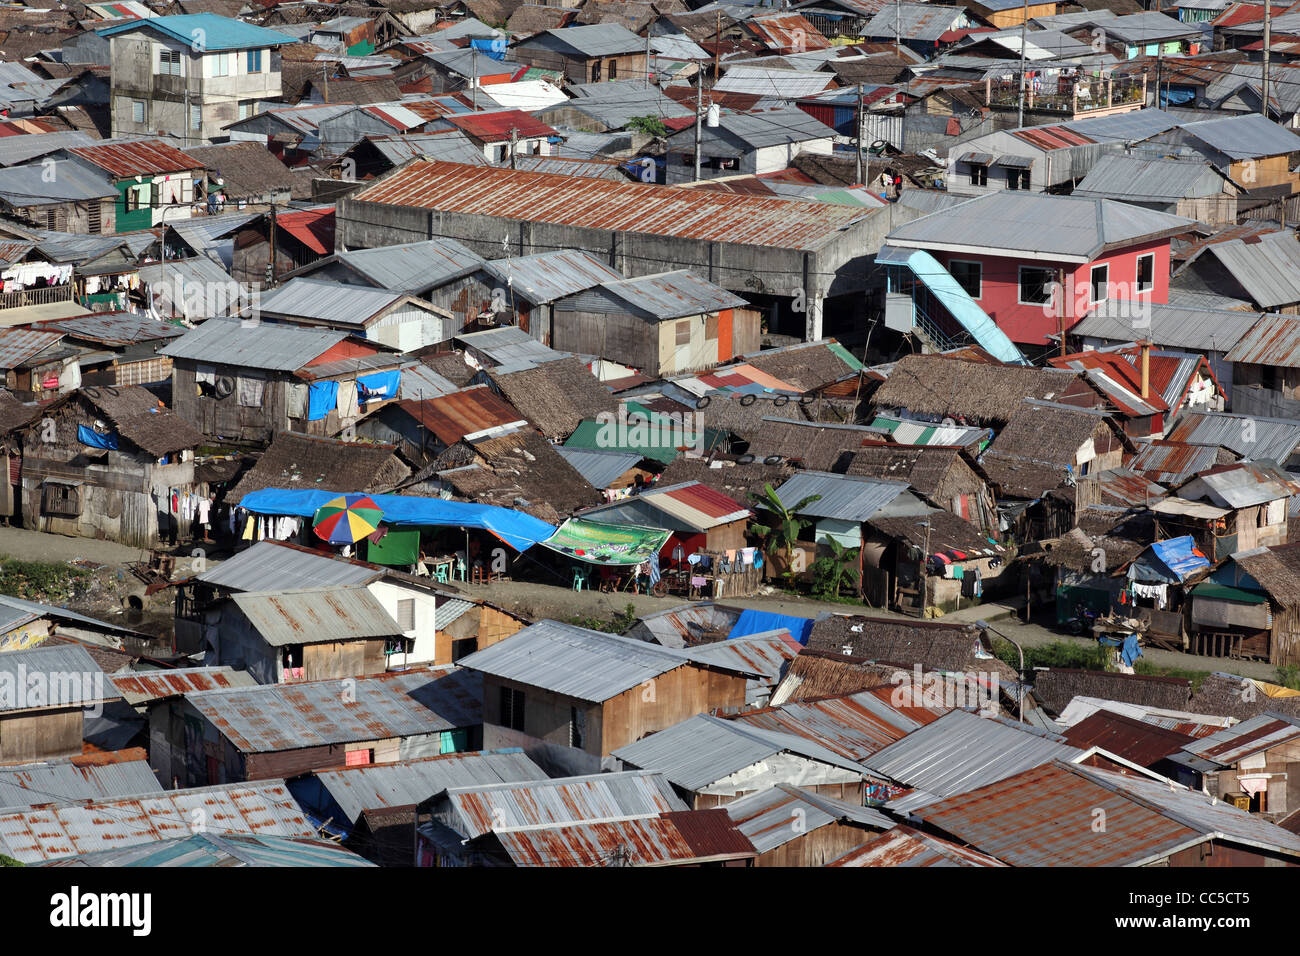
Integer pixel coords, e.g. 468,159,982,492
350,160,877,251
110,666,258,705
398,385,527,446
492,808,756,866
67,139,202,177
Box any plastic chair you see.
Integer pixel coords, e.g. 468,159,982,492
434,564,449,584
572,566,589,591
454,555,468,582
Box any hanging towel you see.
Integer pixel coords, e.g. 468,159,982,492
242,515,254,541
308,381,339,421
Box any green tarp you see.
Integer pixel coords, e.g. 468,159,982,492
539,518,670,566
1191,582,1268,604
365,528,421,566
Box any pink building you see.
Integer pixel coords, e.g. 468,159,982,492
883,193,1194,353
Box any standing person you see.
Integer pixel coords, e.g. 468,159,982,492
893,172,904,200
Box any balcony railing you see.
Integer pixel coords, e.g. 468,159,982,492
0,283,72,312
986,73,1148,114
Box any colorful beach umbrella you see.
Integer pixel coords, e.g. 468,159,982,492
312,494,384,545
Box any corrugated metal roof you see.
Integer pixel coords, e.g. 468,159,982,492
399,363,460,400
1167,409,1300,463
490,808,756,866
1074,153,1227,202
0,159,114,205
481,250,624,306
725,783,891,853
456,325,567,367
258,278,414,326
1223,310,1300,371
1201,232,1300,309
863,710,1082,810
351,161,876,252
829,824,1007,866
37,312,183,346
1073,301,1259,353
613,713,871,791
0,594,138,637
110,666,257,705
308,750,547,824
634,481,750,531
1180,712,1300,766
770,470,912,522
1102,10,1199,43
445,109,556,142
0,645,109,713
713,66,837,97
459,620,746,702
531,23,643,57
185,668,481,753
0,327,63,369
97,13,295,49
915,760,1300,866
198,541,383,593
886,192,1195,261
329,237,485,294
554,447,644,488
160,319,347,371
434,597,475,631
67,139,202,178
685,631,801,700
1178,111,1300,160
0,753,161,811
43,831,375,867
396,387,528,446
365,131,490,167
0,131,95,168
228,586,403,647
1128,441,1223,485
441,770,688,840
0,779,314,864
597,270,747,320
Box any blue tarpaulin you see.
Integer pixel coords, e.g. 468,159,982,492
308,381,339,421
469,37,506,60
357,370,400,403
727,609,815,645
1145,535,1210,582
77,425,118,450
239,488,556,552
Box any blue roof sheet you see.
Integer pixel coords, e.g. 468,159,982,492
727,609,815,645
98,14,295,50
1150,535,1211,582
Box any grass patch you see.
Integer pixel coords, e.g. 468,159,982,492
0,854,22,866
568,602,638,635
0,557,89,603
993,638,1109,672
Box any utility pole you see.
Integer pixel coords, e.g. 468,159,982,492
855,83,865,185
509,126,517,169
645,29,651,89
267,204,277,288
471,48,478,110
713,11,721,82
895,1,901,58
1263,2,1272,118
693,78,703,182
1016,0,1028,127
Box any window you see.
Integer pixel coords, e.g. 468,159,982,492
1018,266,1055,306
87,201,101,235
1006,168,1030,190
969,163,987,187
158,48,182,76
397,598,415,631
190,104,201,130
211,52,230,77
675,320,690,346
247,49,262,73
569,706,585,749
590,60,601,82
949,260,982,299
1090,263,1109,304
125,183,150,213
1136,252,1155,293
451,638,477,662
238,100,253,120
131,99,145,123
499,686,525,731
42,482,80,517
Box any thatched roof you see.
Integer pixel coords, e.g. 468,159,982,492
459,425,600,517
227,432,410,504
1031,668,1192,718
746,420,873,472
0,391,44,435
78,385,203,458
977,451,1072,500
507,2,576,34
657,456,793,504
438,462,563,525
300,76,404,105
1075,505,1154,541
986,401,1120,466
738,341,860,392
418,350,476,387
872,354,1090,425
867,510,1001,557
1187,673,1300,722
806,615,1016,679
846,444,965,499
1228,544,1300,607
1038,527,1144,573
488,356,616,440
184,142,297,201
703,392,857,442
576,0,657,32
771,649,907,702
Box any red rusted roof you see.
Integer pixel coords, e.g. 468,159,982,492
444,108,557,141
830,824,1006,866
352,160,873,251
1010,124,1096,150
67,138,202,177
1061,710,1196,766
397,385,526,446
276,206,335,255
747,13,831,52
110,667,255,705
492,808,757,866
